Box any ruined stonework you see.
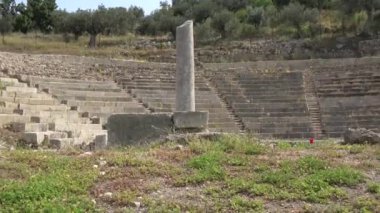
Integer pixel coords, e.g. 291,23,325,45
1,51,379,140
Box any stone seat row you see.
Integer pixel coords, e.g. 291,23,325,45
0,77,107,149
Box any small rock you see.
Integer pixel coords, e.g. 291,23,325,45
93,165,99,169
91,199,96,205
9,146,15,151
174,145,184,151
99,160,107,167
104,192,113,198
100,171,106,176
79,152,93,157
134,201,141,208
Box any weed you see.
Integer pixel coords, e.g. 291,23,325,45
0,151,98,212
230,196,264,212
315,166,363,186
185,151,225,184
348,145,366,154
367,182,380,195
353,196,380,212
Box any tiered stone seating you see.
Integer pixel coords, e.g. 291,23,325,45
0,77,106,148
211,72,313,138
22,76,148,124
313,64,380,137
117,68,240,133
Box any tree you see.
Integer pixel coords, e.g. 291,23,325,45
247,7,265,29
0,0,17,43
240,23,257,43
83,6,108,48
27,0,57,33
211,9,240,38
64,10,87,40
194,17,219,44
216,0,249,12
13,2,32,34
272,0,291,8
279,2,319,38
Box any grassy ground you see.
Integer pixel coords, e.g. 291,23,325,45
0,135,379,212
0,33,168,60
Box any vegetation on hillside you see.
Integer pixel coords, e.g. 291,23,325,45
0,0,380,48
0,135,379,211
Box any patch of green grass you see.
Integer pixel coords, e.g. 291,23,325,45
224,156,361,203
226,155,248,166
184,151,225,184
353,196,380,212
114,190,139,206
218,135,266,155
0,151,99,212
315,166,363,186
348,145,366,154
142,197,200,213
188,135,266,156
367,182,380,195
230,196,264,212
105,151,154,167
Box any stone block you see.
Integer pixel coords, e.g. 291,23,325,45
94,134,108,149
173,111,208,130
107,114,173,146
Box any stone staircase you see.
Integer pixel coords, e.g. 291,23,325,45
118,75,241,133
0,77,107,149
303,71,324,139
20,75,149,125
210,71,314,138
313,65,380,137
207,74,246,132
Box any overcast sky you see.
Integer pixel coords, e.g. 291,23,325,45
16,0,163,15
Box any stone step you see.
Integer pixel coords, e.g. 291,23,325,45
32,116,90,124
46,88,128,97
0,80,27,88
233,103,307,109
22,131,69,145
25,75,115,85
53,94,133,102
0,97,58,105
11,123,49,132
0,107,15,114
0,77,19,84
63,100,141,108
76,106,147,114
235,107,308,113
5,86,37,94
15,109,76,117
242,116,310,123
0,114,31,126
51,123,103,132
3,102,68,111
0,91,52,99
35,81,120,89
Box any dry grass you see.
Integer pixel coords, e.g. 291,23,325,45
0,33,161,60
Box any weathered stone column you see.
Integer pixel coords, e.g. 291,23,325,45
176,20,195,112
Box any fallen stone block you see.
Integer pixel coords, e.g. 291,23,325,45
344,128,380,145
107,114,173,146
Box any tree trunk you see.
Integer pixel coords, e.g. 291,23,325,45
2,33,5,45
89,34,97,48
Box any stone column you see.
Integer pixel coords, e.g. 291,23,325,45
176,20,195,112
